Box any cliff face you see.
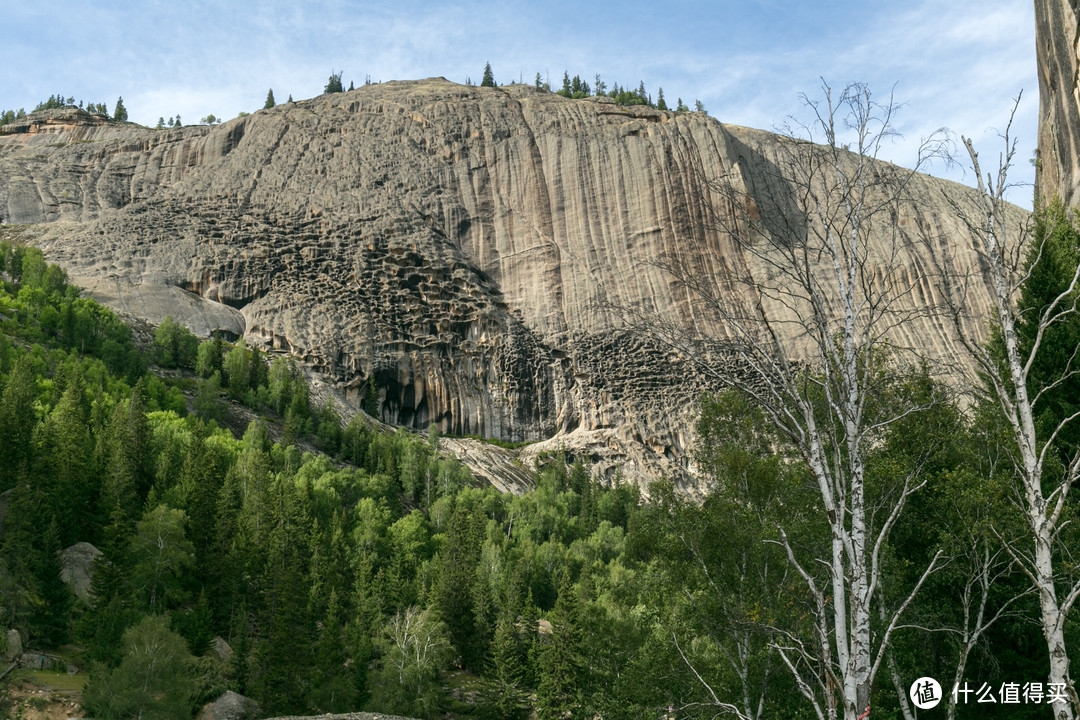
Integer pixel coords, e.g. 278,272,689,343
1035,0,1080,207
0,81,1010,493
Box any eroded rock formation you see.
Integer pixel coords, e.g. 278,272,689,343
1036,0,1080,207
0,81,1013,493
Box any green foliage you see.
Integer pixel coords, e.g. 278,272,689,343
480,612,530,718
435,505,484,668
264,88,275,109
82,615,196,720
113,97,128,122
130,504,194,613
195,336,223,378
481,62,496,87
1016,201,1080,448
536,579,585,720
9,242,1060,719
32,94,74,112
152,315,198,369
223,338,250,395
193,372,224,422
325,71,344,94
0,108,24,126
369,607,452,720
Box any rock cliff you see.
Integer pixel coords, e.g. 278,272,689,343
0,81,1013,493
1035,0,1080,208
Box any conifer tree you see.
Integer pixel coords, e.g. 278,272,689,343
39,379,95,543
520,590,541,686
251,482,313,713
481,62,496,87
482,611,529,718
656,87,667,110
536,579,585,720
312,588,356,711
230,601,251,694
325,71,344,94
435,506,482,667
30,519,73,647
113,96,128,122
101,381,151,546
264,89,275,109
0,354,38,488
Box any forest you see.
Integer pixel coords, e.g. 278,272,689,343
0,197,1077,720
1,86,1080,718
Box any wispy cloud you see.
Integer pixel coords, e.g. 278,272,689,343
2,0,1037,203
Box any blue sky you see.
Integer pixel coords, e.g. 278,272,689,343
2,0,1037,205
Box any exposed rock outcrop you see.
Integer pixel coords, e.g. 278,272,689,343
265,714,418,720
0,81,1017,493
4,628,21,661
59,542,101,600
1035,0,1080,207
195,690,260,720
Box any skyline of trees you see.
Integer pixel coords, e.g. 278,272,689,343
2,63,705,130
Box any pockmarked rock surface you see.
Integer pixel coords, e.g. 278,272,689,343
0,81,1020,494
1035,0,1080,208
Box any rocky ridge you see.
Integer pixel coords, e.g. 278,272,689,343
0,81,1014,494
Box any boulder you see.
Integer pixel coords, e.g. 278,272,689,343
210,635,232,661
195,690,260,720
4,628,21,661
20,651,52,670
59,542,101,600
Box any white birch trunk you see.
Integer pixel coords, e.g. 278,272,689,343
647,82,948,719
936,120,1080,719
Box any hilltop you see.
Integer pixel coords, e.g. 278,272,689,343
0,78,1021,492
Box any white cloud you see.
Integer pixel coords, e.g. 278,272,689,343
2,0,1039,205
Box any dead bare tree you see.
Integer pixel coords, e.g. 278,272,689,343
642,81,952,720
933,95,1080,720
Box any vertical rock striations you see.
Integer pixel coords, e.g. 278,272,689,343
0,81,1018,491
1035,0,1080,207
